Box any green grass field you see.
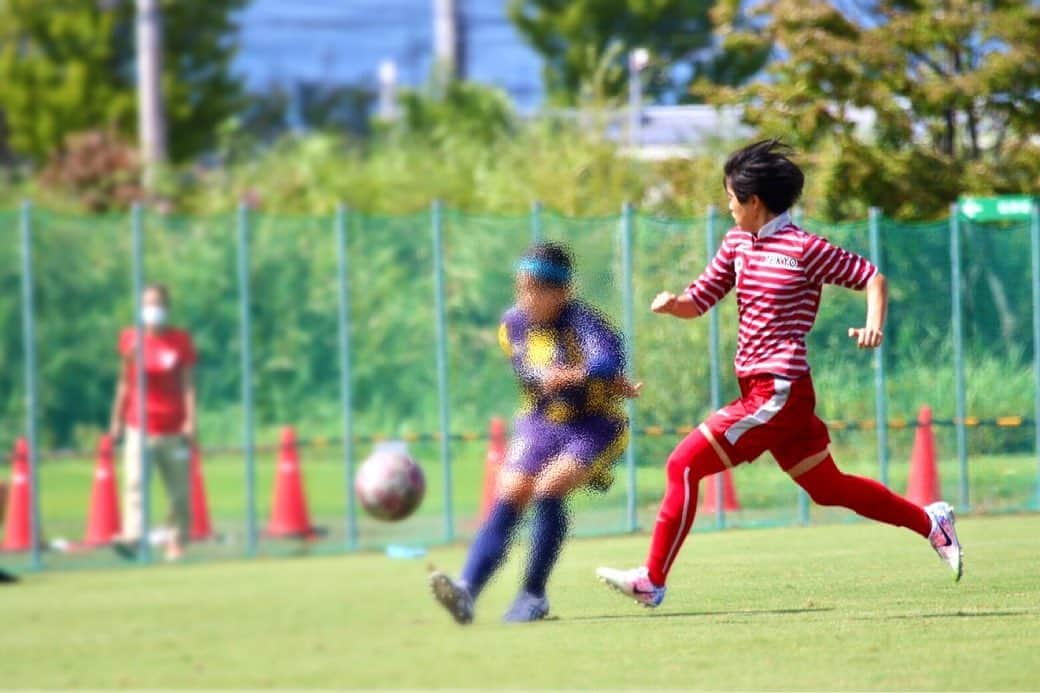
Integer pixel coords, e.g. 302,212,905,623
23,442,1038,568
2,514,1038,689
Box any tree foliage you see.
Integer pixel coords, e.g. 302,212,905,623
708,0,1040,219
38,129,142,212
508,0,768,105
396,80,515,146
0,0,245,162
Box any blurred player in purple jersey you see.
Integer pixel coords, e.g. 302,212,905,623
430,242,640,624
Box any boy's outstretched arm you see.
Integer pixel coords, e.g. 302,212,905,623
848,272,887,349
658,235,736,319
650,291,702,319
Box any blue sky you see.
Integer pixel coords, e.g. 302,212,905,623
232,0,545,110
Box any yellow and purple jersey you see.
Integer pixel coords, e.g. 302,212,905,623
498,300,625,424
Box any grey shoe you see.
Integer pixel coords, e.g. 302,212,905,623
429,571,475,625
502,590,549,623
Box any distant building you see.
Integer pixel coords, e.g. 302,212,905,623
532,105,751,158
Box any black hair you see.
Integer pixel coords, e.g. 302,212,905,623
520,242,574,288
144,283,171,305
723,139,804,214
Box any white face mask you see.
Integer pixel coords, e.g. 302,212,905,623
142,305,167,327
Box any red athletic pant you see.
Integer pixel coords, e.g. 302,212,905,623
646,374,932,585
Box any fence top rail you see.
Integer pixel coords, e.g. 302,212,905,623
8,203,1040,229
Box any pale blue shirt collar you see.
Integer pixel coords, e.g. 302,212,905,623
755,210,792,239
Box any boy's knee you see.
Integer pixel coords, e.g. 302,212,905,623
533,456,586,498
665,450,690,483
497,470,534,508
666,431,720,484
794,456,843,506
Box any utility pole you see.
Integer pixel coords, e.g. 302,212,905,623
433,0,464,84
628,48,649,150
136,0,167,187
378,60,398,121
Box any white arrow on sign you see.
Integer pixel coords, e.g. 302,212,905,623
960,199,982,219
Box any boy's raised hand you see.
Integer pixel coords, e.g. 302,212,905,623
611,376,643,399
847,327,884,349
651,291,678,314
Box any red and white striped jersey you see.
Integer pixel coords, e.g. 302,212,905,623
685,212,877,379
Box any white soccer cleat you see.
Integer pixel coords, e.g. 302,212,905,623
596,566,666,608
925,501,963,582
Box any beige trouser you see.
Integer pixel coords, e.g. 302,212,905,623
123,428,191,544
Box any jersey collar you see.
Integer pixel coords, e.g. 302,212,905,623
755,210,792,239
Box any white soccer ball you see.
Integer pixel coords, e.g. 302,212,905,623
355,443,426,522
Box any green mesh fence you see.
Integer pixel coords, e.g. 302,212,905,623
0,210,22,452
0,203,1037,572
538,210,631,535
441,210,529,541
960,217,1035,511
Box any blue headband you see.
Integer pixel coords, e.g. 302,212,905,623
515,257,571,285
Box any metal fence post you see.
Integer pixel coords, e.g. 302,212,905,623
621,203,637,532
950,205,969,510
706,206,725,529
1031,200,1040,509
531,201,543,244
335,204,358,550
868,207,889,486
130,203,152,563
237,202,258,556
18,201,42,570
432,201,454,542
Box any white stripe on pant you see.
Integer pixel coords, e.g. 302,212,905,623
723,377,792,445
662,467,692,576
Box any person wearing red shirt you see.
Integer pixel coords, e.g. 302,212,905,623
108,284,197,561
597,140,964,608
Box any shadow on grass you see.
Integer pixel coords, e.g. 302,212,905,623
553,608,1036,625
870,609,1037,620
560,606,836,623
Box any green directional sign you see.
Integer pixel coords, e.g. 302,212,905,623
958,195,1037,222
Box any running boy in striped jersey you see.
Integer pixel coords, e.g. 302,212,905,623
597,140,963,608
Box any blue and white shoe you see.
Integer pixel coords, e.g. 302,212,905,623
503,590,550,623
925,501,963,582
596,566,666,608
429,571,475,625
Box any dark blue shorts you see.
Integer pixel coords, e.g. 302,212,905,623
504,413,628,477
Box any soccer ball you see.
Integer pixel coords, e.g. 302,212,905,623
355,443,426,522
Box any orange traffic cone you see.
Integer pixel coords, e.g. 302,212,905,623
907,405,940,505
699,468,741,513
266,427,316,538
2,438,33,552
479,418,507,522
189,444,213,541
84,435,121,546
